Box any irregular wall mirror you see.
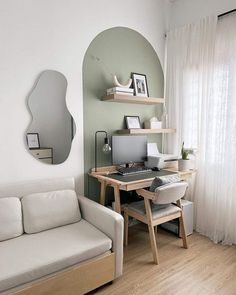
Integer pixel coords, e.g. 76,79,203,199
26,70,76,164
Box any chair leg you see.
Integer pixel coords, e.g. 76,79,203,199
179,212,188,249
144,198,159,264
124,209,129,247
147,224,159,264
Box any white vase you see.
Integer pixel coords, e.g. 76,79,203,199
178,159,191,171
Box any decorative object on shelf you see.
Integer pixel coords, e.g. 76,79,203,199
178,142,191,171
106,87,134,96
95,131,111,172
161,104,168,128
91,54,132,88
26,133,40,149
161,104,168,153
144,117,162,129
124,116,141,129
113,75,132,88
131,73,149,97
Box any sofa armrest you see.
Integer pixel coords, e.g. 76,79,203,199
78,195,124,278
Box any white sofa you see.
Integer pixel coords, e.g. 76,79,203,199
0,178,124,295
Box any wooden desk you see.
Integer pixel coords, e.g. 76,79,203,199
89,166,195,214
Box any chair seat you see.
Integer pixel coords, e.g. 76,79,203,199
128,201,181,219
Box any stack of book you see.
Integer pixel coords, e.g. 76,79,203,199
106,87,134,96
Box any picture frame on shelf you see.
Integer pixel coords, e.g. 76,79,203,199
131,73,149,97
26,133,40,149
124,116,141,129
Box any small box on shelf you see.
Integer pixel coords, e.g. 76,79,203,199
144,121,162,129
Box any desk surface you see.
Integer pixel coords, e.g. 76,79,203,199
90,166,195,191
90,167,196,212
105,170,175,183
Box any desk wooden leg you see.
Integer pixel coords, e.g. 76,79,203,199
113,185,121,214
100,181,107,206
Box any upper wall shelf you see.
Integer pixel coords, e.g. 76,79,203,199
102,94,165,105
117,128,176,134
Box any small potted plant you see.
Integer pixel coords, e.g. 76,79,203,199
178,142,191,171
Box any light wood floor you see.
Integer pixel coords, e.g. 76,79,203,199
95,224,236,295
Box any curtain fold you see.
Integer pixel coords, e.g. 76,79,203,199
165,13,236,244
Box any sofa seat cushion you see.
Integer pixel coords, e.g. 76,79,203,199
0,220,112,293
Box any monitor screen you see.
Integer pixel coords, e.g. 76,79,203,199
112,135,147,166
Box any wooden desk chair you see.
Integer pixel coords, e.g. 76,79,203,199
124,182,188,264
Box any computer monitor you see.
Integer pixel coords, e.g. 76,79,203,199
112,135,147,166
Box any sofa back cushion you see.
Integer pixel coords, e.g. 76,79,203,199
0,197,23,241
22,190,81,234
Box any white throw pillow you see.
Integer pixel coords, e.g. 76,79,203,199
22,190,81,234
0,197,23,241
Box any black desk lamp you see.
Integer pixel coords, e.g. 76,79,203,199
95,131,111,172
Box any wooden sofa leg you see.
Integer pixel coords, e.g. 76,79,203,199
124,209,129,247
179,212,188,249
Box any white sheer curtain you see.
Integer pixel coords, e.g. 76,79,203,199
165,13,236,244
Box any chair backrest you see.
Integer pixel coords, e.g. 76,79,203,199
152,182,188,205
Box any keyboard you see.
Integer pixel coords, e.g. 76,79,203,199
117,166,152,176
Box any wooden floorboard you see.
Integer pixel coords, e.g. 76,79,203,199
95,224,236,295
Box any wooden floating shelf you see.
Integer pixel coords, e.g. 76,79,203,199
102,94,164,105
117,128,176,134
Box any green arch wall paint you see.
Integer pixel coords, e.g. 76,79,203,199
83,27,164,201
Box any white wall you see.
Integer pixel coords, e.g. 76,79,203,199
0,0,169,191
169,0,236,29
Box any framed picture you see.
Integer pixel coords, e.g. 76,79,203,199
131,73,149,97
26,133,40,149
125,116,141,129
